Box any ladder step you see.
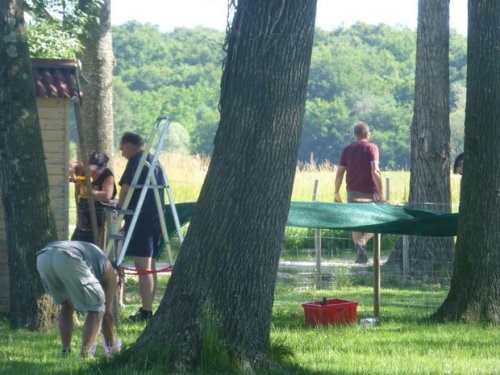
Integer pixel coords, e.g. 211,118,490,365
119,209,135,215
131,184,168,189
109,233,125,240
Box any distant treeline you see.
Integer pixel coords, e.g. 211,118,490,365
111,22,467,169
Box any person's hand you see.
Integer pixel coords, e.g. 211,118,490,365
334,192,342,203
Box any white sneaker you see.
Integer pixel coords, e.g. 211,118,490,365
102,337,122,358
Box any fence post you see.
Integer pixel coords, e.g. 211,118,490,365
385,177,390,202
373,233,381,318
402,235,409,281
312,179,322,289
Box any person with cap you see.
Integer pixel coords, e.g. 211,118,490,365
71,151,117,245
334,121,385,264
36,240,121,358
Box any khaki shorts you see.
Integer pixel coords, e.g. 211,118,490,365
347,191,376,203
37,246,105,312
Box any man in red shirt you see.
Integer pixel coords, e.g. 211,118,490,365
334,121,384,263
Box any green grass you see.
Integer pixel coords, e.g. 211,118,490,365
1,279,498,375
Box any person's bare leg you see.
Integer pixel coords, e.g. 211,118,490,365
134,256,154,311
359,232,374,245
352,231,363,245
60,299,74,352
151,258,157,307
81,311,103,357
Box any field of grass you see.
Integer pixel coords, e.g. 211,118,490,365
41,153,477,374
1,277,498,374
111,153,462,206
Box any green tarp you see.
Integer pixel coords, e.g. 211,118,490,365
164,201,458,238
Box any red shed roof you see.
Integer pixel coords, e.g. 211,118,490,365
32,58,80,98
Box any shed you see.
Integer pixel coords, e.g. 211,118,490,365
0,58,79,312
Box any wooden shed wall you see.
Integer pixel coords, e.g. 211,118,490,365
0,97,70,312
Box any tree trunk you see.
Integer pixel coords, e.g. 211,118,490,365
77,0,114,160
433,0,500,323
400,0,454,279
0,0,58,329
126,1,317,372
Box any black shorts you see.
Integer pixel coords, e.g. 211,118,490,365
125,227,161,258
71,228,95,244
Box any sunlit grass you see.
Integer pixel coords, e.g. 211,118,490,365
109,153,461,207
1,282,498,375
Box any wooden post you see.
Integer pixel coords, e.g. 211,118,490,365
385,177,390,201
402,235,409,282
373,233,381,318
72,97,99,245
312,179,322,289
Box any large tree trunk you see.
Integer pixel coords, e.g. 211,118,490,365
433,0,500,323
388,0,454,279
0,0,58,329
77,0,114,160
125,1,317,372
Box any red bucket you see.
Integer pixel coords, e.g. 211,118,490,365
302,298,358,325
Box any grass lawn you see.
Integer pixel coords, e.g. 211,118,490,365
41,155,473,373
1,277,498,375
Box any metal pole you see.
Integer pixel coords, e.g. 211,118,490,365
72,97,99,245
385,177,390,202
403,235,409,282
312,179,322,289
373,233,381,318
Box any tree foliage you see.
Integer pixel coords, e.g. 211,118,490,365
26,16,467,168
112,22,467,168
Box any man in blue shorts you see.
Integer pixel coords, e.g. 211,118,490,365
36,240,121,358
117,132,165,321
334,121,385,263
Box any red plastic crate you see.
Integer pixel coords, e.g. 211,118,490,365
302,298,358,325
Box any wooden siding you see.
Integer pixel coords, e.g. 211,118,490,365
0,97,71,312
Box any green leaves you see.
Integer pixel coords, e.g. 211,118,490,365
110,22,466,168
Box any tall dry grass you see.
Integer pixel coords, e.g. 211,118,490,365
112,153,462,210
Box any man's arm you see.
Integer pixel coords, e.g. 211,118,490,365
370,161,385,202
117,184,129,209
334,166,346,202
92,175,115,202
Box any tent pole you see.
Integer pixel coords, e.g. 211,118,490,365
71,97,99,245
373,233,381,318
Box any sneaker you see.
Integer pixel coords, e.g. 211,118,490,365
355,252,369,264
102,337,122,358
128,308,152,322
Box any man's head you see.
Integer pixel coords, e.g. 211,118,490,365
354,121,370,140
119,132,145,159
88,151,109,173
453,152,464,175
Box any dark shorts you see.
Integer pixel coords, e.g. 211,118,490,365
126,227,161,258
71,228,95,244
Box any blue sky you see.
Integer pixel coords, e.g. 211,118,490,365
112,0,468,36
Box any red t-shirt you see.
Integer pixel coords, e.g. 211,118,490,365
339,140,379,194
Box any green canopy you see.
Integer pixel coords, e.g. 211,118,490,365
164,201,457,238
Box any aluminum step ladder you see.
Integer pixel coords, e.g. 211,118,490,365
105,116,184,267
